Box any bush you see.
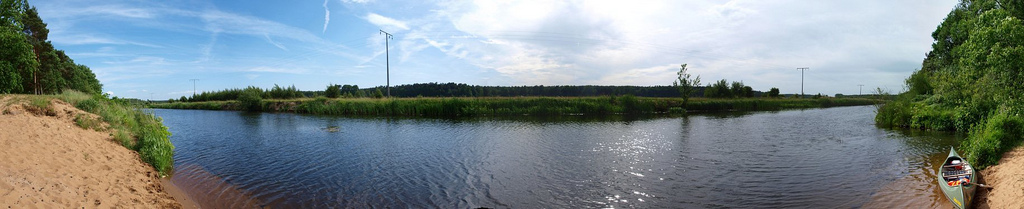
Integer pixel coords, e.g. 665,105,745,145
325,84,341,98
113,129,133,148
75,98,98,112
961,113,1024,169
238,87,263,112
74,114,102,131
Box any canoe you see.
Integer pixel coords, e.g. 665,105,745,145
937,147,976,209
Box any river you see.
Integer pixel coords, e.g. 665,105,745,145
152,105,960,208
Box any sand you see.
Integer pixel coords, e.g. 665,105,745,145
975,145,1024,209
0,95,182,208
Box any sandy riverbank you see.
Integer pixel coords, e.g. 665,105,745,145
0,95,182,208
975,145,1024,208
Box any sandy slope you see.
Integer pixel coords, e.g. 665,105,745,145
0,95,181,208
975,145,1024,209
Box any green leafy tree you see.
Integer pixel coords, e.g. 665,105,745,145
238,86,263,111
672,64,700,106
704,79,732,98
373,88,384,98
768,87,780,97
0,26,37,93
325,84,341,98
730,81,745,98
0,0,24,29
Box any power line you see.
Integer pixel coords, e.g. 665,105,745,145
797,67,809,97
189,79,200,97
858,84,864,95
380,29,393,98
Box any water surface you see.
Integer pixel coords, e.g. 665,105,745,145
153,106,959,208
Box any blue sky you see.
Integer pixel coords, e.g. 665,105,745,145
34,0,957,100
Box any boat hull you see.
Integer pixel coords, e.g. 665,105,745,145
937,147,976,209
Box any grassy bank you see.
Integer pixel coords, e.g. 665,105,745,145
876,93,1022,170
151,96,878,117
13,91,175,175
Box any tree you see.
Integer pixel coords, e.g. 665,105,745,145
341,84,359,96
0,25,37,94
672,64,700,106
373,88,384,98
22,6,50,94
742,86,753,97
325,84,341,98
0,0,24,29
704,79,732,98
730,81,745,98
768,87,780,97
238,86,263,111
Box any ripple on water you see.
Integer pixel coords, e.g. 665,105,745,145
154,106,961,208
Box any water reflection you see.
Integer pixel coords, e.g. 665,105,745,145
153,106,958,208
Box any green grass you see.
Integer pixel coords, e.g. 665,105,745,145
56,90,175,176
152,96,879,117
74,113,103,131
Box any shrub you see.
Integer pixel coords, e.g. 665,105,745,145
373,89,385,98
325,84,341,98
75,98,99,112
238,87,263,112
768,88,780,97
74,114,103,131
113,129,133,147
961,112,1024,169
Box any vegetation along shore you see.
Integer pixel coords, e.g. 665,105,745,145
2,1,181,207
875,1,1024,206
874,0,1024,170
151,95,878,117
0,93,180,208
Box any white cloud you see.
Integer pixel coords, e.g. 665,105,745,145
264,34,288,51
342,0,373,4
50,5,157,19
244,66,307,74
596,64,679,86
322,0,331,34
49,34,161,48
198,9,323,44
366,13,409,31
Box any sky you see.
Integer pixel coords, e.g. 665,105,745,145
33,0,958,100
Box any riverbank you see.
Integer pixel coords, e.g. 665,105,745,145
975,145,1024,208
0,95,182,208
150,96,880,116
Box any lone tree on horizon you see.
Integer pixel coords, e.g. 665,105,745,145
673,64,700,107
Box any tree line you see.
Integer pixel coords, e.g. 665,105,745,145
175,81,783,103
1,1,102,95
875,0,1024,169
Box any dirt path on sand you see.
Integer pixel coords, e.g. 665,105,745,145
0,95,182,208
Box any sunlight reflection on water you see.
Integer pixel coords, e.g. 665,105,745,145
154,106,959,208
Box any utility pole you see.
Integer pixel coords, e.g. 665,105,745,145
858,84,864,95
797,67,809,97
379,30,393,98
189,79,200,97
